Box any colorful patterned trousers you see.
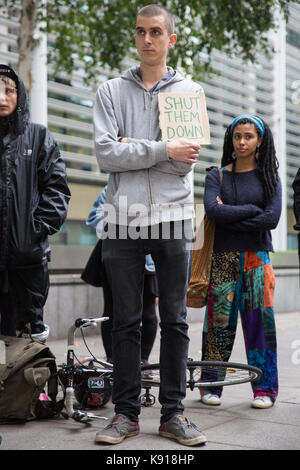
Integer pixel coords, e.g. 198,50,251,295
201,250,278,401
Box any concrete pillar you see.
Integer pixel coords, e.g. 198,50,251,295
29,2,48,126
270,12,287,252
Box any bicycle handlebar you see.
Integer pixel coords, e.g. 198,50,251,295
67,317,109,348
74,317,110,328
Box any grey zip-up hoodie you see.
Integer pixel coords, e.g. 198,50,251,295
93,67,204,226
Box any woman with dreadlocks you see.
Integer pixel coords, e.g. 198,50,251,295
200,115,281,409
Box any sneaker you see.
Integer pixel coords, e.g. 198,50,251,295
20,324,50,343
201,393,221,406
32,324,50,343
251,396,273,409
95,414,139,444
159,415,207,446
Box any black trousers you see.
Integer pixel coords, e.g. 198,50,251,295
102,221,193,423
0,261,49,335
101,271,158,362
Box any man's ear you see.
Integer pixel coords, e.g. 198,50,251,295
168,34,177,48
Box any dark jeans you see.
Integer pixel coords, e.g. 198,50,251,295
102,221,193,423
101,270,158,362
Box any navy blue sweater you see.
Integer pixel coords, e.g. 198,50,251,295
204,167,282,252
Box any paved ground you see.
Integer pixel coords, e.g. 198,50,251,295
1,310,300,457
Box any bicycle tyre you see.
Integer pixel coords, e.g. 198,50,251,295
141,360,262,389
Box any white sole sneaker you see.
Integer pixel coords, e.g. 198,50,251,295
19,324,50,343
32,324,50,343
251,396,273,409
201,393,221,406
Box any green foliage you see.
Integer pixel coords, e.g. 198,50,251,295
5,0,298,84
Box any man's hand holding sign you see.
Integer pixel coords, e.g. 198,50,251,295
159,92,210,163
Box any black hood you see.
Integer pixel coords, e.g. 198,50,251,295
0,64,30,138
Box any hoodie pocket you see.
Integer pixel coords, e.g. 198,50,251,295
110,171,150,217
9,211,44,266
150,170,193,206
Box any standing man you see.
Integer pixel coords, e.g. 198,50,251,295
0,64,70,340
93,5,207,446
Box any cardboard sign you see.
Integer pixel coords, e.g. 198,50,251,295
158,92,210,144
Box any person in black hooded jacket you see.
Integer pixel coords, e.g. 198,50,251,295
0,64,70,340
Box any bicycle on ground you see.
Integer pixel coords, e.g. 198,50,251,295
57,317,262,423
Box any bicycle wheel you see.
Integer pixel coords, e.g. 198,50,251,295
141,359,262,389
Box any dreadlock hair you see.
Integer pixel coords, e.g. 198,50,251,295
221,117,279,204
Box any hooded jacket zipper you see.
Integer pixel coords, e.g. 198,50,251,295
143,73,179,209
147,92,154,207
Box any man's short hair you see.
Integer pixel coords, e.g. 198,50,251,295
137,4,175,35
0,75,16,88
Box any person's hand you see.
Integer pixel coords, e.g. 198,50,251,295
216,196,223,204
118,136,128,143
167,138,200,163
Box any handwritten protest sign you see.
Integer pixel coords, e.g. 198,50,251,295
158,92,210,145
